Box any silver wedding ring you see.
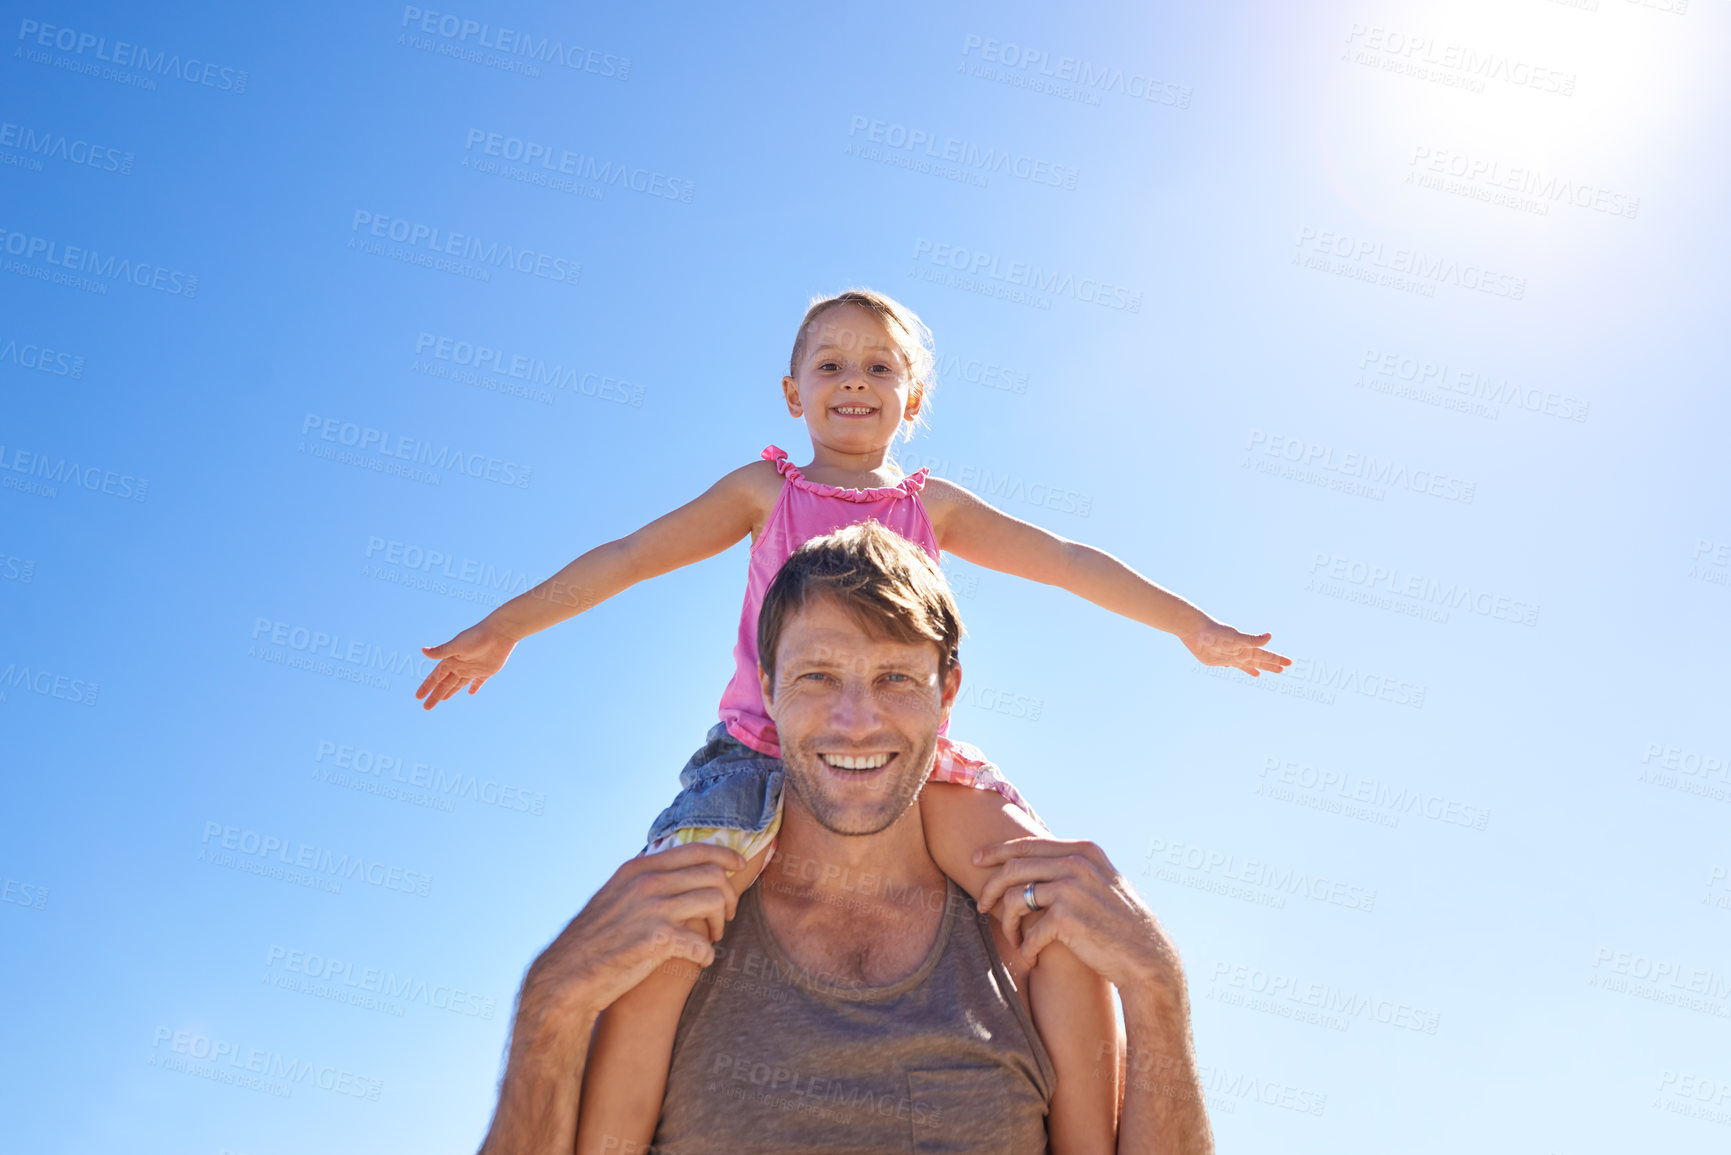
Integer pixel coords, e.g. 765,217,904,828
1023,881,1043,912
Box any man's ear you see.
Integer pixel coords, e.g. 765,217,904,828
758,664,775,711
781,375,802,418
936,661,961,722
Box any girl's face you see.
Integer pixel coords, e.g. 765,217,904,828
783,304,920,456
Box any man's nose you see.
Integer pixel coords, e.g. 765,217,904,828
826,679,882,733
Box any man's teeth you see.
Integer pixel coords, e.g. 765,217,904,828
821,753,890,770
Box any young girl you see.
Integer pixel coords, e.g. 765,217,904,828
417,289,1289,1152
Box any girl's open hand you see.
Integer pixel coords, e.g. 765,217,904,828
1179,619,1292,676
416,621,518,710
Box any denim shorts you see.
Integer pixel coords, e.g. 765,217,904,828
644,722,784,851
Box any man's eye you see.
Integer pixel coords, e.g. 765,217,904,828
881,673,911,683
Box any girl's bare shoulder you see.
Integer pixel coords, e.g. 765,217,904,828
917,475,976,535
919,474,968,503
720,456,786,517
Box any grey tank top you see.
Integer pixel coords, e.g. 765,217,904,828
651,877,1056,1154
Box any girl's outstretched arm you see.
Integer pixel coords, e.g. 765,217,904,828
923,477,1290,676
416,459,782,708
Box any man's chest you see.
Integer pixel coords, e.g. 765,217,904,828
658,972,1050,1154
776,926,931,988
766,895,946,987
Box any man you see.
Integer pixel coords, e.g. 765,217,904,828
478,522,1213,1154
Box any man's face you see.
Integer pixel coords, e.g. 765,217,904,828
760,595,958,837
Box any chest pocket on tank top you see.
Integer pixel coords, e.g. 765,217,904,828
907,1066,1030,1153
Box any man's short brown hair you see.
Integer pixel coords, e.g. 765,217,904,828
758,520,962,690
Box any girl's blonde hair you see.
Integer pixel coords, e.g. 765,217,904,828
788,289,935,442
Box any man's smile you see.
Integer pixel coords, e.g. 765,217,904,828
819,751,894,771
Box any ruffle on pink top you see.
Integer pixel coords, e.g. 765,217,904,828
761,445,930,502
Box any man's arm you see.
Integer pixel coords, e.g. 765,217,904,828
1116,980,1209,1152
976,838,1213,1155
478,844,745,1155
483,1000,598,1155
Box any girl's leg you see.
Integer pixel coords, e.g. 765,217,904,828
578,727,783,1151
576,845,771,1155
921,783,1122,1155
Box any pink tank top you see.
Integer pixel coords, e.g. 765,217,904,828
718,445,942,757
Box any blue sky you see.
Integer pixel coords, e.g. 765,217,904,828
3,1,1728,1151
